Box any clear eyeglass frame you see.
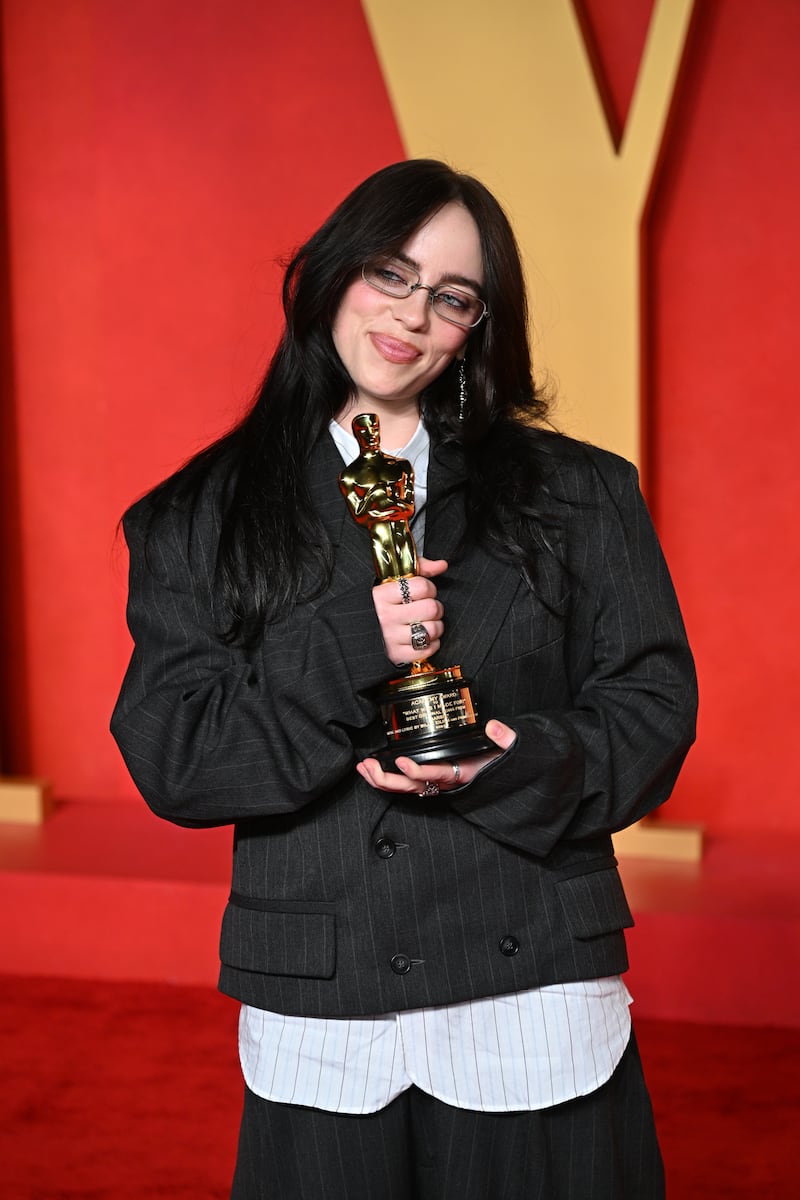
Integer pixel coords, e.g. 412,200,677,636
361,259,489,329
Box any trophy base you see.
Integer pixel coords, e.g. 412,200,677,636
375,726,493,769
374,663,491,769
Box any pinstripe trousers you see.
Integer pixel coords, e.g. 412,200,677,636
230,1030,664,1199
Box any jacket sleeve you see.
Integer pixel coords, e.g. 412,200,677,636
110,495,389,827
450,455,698,857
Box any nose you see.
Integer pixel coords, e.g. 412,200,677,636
394,283,433,329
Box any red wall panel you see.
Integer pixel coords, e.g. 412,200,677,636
573,0,655,148
1,0,404,801
647,0,800,833
2,0,799,838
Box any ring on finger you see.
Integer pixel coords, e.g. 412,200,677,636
398,578,412,604
451,761,461,784
410,622,430,651
418,781,440,797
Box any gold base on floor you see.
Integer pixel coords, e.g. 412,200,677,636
0,777,53,824
613,818,704,862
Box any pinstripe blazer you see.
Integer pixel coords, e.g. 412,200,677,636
111,431,697,1018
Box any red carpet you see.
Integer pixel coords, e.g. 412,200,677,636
1,976,797,1198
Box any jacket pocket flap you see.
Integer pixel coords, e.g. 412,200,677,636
220,902,336,979
556,868,634,939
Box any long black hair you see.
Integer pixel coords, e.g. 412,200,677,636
145,159,555,641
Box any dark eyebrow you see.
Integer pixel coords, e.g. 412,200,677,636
393,250,483,296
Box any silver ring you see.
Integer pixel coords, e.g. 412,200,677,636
419,781,440,797
410,622,430,651
451,762,461,784
398,578,412,604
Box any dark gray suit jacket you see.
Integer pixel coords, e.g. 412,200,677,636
111,432,697,1017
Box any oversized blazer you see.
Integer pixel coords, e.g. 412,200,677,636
111,430,697,1018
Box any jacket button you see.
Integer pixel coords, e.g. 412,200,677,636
390,953,412,975
374,836,396,858
499,935,520,957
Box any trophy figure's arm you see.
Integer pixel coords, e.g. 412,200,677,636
346,480,414,525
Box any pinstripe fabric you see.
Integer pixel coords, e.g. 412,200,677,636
240,978,632,1113
230,1031,663,1199
111,431,697,1022
113,429,687,1196
238,421,637,1119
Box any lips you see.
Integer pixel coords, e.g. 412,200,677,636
369,332,422,364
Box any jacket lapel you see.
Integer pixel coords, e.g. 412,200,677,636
308,429,520,821
425,443,522,677
308,431,523,675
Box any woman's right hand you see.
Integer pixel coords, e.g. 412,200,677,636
372,557,448,666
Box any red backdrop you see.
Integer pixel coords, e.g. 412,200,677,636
646,0,800,833
1,0,798,836
0,0,404,802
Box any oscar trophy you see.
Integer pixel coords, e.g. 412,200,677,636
339,413,491,767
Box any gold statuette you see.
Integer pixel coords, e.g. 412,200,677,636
339,413,491,767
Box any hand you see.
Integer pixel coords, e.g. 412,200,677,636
372,557,448,666
356,719,518,796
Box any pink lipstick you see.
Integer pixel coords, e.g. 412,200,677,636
370,333,421,364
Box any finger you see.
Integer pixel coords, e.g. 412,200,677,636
392,756,453,786
484,719,518,752
408,620,443,652
417,557,448,579
359,755,447,793
357,757,419,793
391,756,471,795
376,576,437,608
404,596,444,622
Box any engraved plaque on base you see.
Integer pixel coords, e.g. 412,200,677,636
374,663,492,768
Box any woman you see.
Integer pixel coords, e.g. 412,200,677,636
112,159,697,1198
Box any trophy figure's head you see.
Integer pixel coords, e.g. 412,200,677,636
352,413,380,452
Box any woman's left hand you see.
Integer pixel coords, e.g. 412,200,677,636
356,719,517,796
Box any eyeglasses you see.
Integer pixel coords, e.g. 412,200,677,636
361,259,489,329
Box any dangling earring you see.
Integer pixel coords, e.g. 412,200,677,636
458,359,468,422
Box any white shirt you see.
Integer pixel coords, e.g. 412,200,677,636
239,421,633,1114
241,980,632,1115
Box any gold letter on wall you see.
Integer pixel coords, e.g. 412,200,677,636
362,0,695,465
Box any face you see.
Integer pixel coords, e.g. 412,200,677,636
332,202,483,418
